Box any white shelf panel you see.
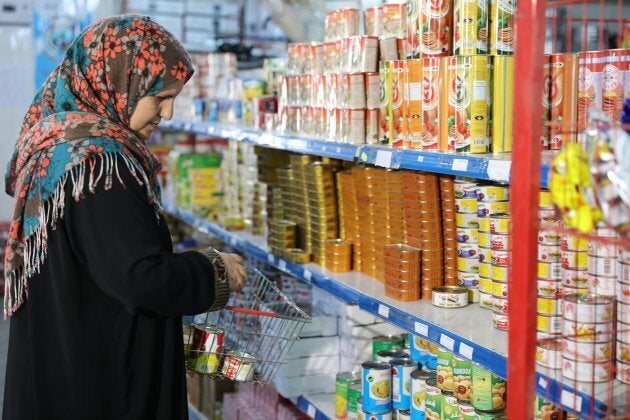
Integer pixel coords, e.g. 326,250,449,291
292,393,334,419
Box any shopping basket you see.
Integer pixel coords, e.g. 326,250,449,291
183,269,311,383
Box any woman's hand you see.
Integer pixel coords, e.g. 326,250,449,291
218,252,247,292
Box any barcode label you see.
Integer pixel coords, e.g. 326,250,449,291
560,390,582,410
267,254,274,264
375,151,393,168
538,377,548,389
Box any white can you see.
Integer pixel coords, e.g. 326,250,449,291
620,261,630,284
478,218,491,233
561,250,588,270
618,303,630,325
491,249,510,266
619,321,630,345
476,185,509,202
620,250,630,264
562,319,614,342
467,286,479,303
457,227,479,244
490,234,511,251
479,277,492,294
432,286,468,308
561,358,614,382
457,257,479,273
538,244,561,263
492,295,508,313
617,282,630,304
617,360,630,384
561,268,589,288
536,338,562,369
538,229,561,246
587,274,616,297
458,271,479,287
456,212,479,229
587,241,618,258
537,314,563,335
457,243,479,259
562,338,614,362
561,234,589,251
479,292,493,310
492,311,509,330
537,261,562,280
455,197,478,214
616,340,630,363
537,279,561,298
562,294,614,323
587,255,617,277
454,181,478,199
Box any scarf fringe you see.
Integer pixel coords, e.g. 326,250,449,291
4,152,161,318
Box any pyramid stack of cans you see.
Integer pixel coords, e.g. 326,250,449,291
383,245,421,301
290,155,316,255
402,172,444,299
305,162,339,265
439,176,459,288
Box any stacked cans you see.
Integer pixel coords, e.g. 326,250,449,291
619,250,630,383
489,212,511,331
251,182,268,236
383,245,421,302
403,172,444,298
267,219,297,258
305,162,339,265
375,170,406,280
337,170,361,271
587,227,618,297
455,180,480,303
326,239,353,272
354,167,384,278
440,176,458,287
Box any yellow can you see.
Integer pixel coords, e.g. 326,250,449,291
379,60,393,144
440,55,490,153
454,0,489,55
491,56,514,152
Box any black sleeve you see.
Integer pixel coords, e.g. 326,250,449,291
64,155,223,317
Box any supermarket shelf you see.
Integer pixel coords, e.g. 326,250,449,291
291,393,334,420
165,204,627,417
159,120,552,187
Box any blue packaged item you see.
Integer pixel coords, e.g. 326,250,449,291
390,358,416,410
362,361,392,413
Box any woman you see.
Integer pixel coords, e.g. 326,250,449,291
3,15,247,419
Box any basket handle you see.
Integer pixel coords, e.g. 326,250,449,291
225,306,279,318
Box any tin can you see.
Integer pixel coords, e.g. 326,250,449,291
537,261,562,281
536,338,562,369
618,303,630,325
348,382,362,419
541,54,578,149
337,372,362,419
561,358,614,383
492,295,508,313
561,250,588,270
489,214,510,234
477,201,509,218
587,241,618,258
617,360,630,384
491,280,507,299
443,392,459,419
479,291,493,309
391,358,417,410
621,322,630,349
361,409,392,420
588,273,616,297
379,61,393,144
537,279,560,298
537,296,561,316
380,37,399,61
381,2,406,39
458,243,479,258
537,244,561,262
492,311,508,330
452,356,472,402
362,362,392,413
456,212,479,229
454,0,489,55
456,198,479,214
490,249,509,266
373,335,405,360
440,55,489,153
467,286,480,303
411,370,436,417
458,271,479,287
479,277,492,293
454,181,478,198
391,60,409,147
366,73,381,109
222,351,256,381
617,340,630,363
325,8,360,41
424,379,443,420
537,313,562,335
420,0,452,56
339,73,366,109
489,0,515,55
457,227,479,244
478,231,490,248
432,286,469,308
471,365,506,411
407,59,423,148
620,250,630,265
350,36,379,74
365,7,382,37
562,319,614,342
602,49,625,122
437,348,454,392
457,255,478,272
377,350,409,364
459,402,477,419
410,335,430,364
563,294,614,323
189,326,224,374
490,264,508,282
618,282,630,304
560,234,588,251
561,267,588,288
538,229,561,246
476,186,509,202
621,262,630,285
562,337,613,363
492,56,513,152
490,234,511,251
587,255,617,277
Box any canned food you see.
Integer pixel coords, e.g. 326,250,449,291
561,358,614,382
561,268,588,288
384,244,421,260
620,262,630,285
492,311,509,330
458,257,479,273
479,277,492,294
397,409,411,420
537,297,562,316
539,190,554,210
443,392,459,419
618,303,630,325
432,286,469,308
490,234,511,251
478,218,491,233
361,409,392,420
537,279,560,298
617,360,630,384
222,351,256,381
563,294,614,323
542,53,578,148
479,247,492,264
491,279,508,298
456,212,479,229
452,356,472,402
479,262,491,278
390,358,417,410
456,198,479,214
561,250,588,270
562,319,614,342
492,295,508,313
538,229,561,246
337,372,361,419
587,255,617,277
537,244,561,262
537,262,562,280
348,382,362,419
410,335,430,364
410,370,435,417
362,362,392,412
189,325,225,374
489,214,510,234
471,365,506,411
458,402,476,419
489,0,515,55
373,336,405,360
437,348,454,392
477,201,509,218
490,250,509,266
458,271,480,287
454,182,478,199
476,186,509,203
587,241,618,258
458,243,479,258
479,292,493,310
377,350,409,364
478,231,490,248
468,286,480,303
563,337,614,362
420,57,441,150
535,338,562,369
561,234,588,251
588,273,616,297
491,265,508,282
424,378,443,420
618,340,630,363
537,314,563,335
474,409,506,420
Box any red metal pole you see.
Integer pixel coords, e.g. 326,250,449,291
508,0,547,418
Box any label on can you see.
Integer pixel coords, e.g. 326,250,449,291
443,393,459,419
458,402,477,418
477,201,509,218
542,54,578,149
537,262,562,280
458,243,479,258
537,279,560,298
373,336,404,360
433,286,470,308
391,360,416,409
457,227,480,244
437,348,454,392
561,358,614,383
618,360,630,384
420,57,441,150
420,0,452,56
476,186,509,202
602,50,624,122
366,109,380,144
490,264,508,282
537,297,562,316
587,255,617,278
456,212,479,229
478,218,491,233
489,214,510,234
391,60,408,147
410,335,430,364
537,314,562,335
538,244,561,262
454,181,479,198
424,381,443,420
492,56,514,153
479,277,492,293
561,250,588,270
454,0,488,55
471,365,506,411
458,271,480,287
489,0,515,55
453,356,472,401
490,234,511,251
560,234,588,251
456,198,479,214
491,281,508,298
364,7,382,37
379,61,393,144
479,262,491,278
362,362,392,412
490,249,509,266
337,373,361,419
535,338,562,370
348,382,362,417
563,337,613,363
563,293,614,323
366,73,381,110
411,371,434,415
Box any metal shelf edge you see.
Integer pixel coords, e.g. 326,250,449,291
292,395,333,420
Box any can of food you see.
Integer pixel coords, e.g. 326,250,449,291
479,247,492,264
587,255,617,277
397,409,411,420
617,360,630,384
455,181,479,198
424,378,443,420
533,397,563,419
489,234,511,251
535,338,562,369
456,198,479,214
620,261,630,285
348,382,362,419
419,0,452,56
377,350,409,364
457,257,479,273
439,55,489,153
588,273,616,297
365,73,381,110
419,57,441,150
492,311,508,330
537,313,562,335
471,365,506,411
490,250,510,267
452,356,472,402
443,392,459,419
542,54,578,148
479,291,493,310
562,337,614,363
391,358,417,410
537,244,561,263
587,241,618,258
453,0,488,55
560,234,588,251
561,267,588,288
410,335,430,365
490,265,508,282
361,409,392,420
538,229,561,246
477,202,509,218
477,231,490,248
561,358,614,382
432,286,469,308
379,60,393,144
618,282,630,304
618,303,630,325
337,372,361,419
620,250,630,265
189,326,224,374
437,348,454,392
458,271,479,287
537,261,562,280
537,296,562,316
411,370,437,417
457,227,479,244
373,335,405,360
476,186,509,203
479,262,491,279
562,319,614,342
391,60,408,147
491,280,508,299
489,214,510,234
489,0,515,55
563,294,614,323
537,279,560,298
617,340,630,363
468,286,479,303
478,218,491,233
365,108,380,144
222,351,256,381
362,362,392,412
492,295,508,313
458,243,479,259
456,212,479,229
602,49,625,122
561,250,588,270
492,56,513,153
479,276,492,294
458,401,476,419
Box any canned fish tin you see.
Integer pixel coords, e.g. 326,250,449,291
490,250,509,266
537,279,560,298
535,338,562,369
477,201,509,218
537,244,561,262
490,265,508,282
222,351,256,381
443,392,459,419
587,241,618,258
492,311,508,330
437,347,454,392
454,181,478,199
471,365,506,411
537,297,562,316
589,274,616,297
562,319,614,342
362,362,392,413
377,350,409,364
561,358,614,382
452,356,472,402
458,271,479,287
391,358,417,410
561,250,588,270
456,212,479,229
476,186,509,202
587,255,617,277
455,198,479,214
617,340,630,363
397,409,411,420
479,292,493,309
479,247,492,264
562,337,614,362
468,286,480,303
479,262,491,278
432,286,469,308
478,218,491,233
373,335,405,360
457,227,479,244
537,261,562,280
563,294,614,323
478,231,490,248
617,360,630,384
411,370,436,417
410,335,430,364
458,243,479,258
361,410,392,420
561,268,588,288
458,257,479,273
459,402,476,419
424,379,443,420
490,234,510,251
561,234,588,251
348,382,362,419
491,281,508,299
538,229,561,246
537,314,562,335
337,372,361,419
489,214,510,234
189,326,224,374
479,277,492,293
492,296,508,313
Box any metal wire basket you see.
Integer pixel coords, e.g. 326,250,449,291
183,269,311,383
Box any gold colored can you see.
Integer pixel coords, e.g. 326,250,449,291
492,56,514,153
286,248,312,263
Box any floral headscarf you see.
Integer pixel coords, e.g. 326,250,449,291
4,15,194,316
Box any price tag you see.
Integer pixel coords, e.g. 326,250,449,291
452,159,469,172
229,236,237,247
279,260,287,270
417,155,424,162
487,160,511,182
458,343,474,360
538,377,548,390
336,147,341,154
439,333,455,351
303,269,312,281
414,322,429,336
307,404,316,417
267,254,274,264
375,150,393,168
378,304,390,318
560,390,582,410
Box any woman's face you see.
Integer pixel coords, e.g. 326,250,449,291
129,81,185,140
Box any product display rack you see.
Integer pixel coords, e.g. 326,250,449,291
163,203,628,418
291,394,334,420
159,121,552,187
